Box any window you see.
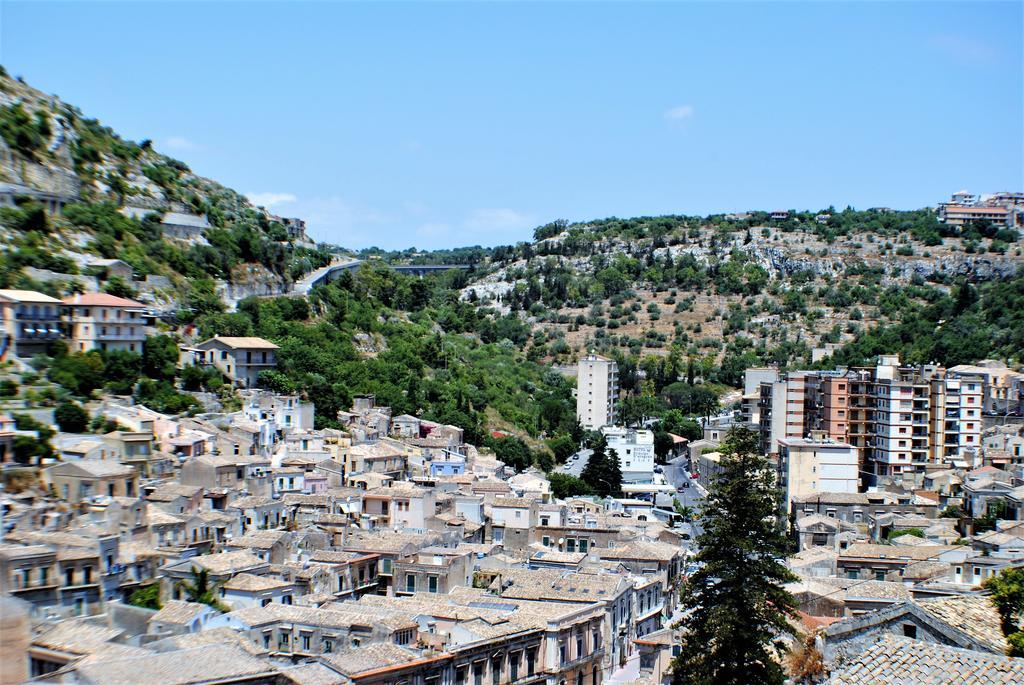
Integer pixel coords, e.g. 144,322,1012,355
473,662,484,685
576,634,584,658
406,575,416,593
542,536,551,547
567,538,576,553
301,633,311,651
902,624,917,638
874,570,886,581
456,667,467,685
381,559,392,574
509,652,520,682
263,632,272,649
527,649,537,676
428,576,438,593
491,656,502,683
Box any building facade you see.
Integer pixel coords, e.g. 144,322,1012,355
62,292,149,353
576,353,619,430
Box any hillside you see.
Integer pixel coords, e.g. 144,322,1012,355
0,68,333,314
0,71,578,466
450,211,1023,383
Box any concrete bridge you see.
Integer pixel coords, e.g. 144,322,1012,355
294,258,471,295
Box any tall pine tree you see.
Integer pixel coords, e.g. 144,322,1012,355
673,427,797,685
581,436,622,498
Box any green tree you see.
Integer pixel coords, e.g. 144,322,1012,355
982,567,1024,657
101,275,137,298
546,434,577,464
489,436,533,472
54,401,89,432
128,583,162,610
657,410,703,441
176,568,228,612
580,436,622,498
142,335,180,381
548,473,593,500
673,427,797,685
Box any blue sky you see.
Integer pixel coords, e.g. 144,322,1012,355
3,2,1021,249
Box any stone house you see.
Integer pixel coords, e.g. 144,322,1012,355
42,459,139,503
179,336,279,389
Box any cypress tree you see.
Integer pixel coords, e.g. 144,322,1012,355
581,436,622,498
673,427,797,685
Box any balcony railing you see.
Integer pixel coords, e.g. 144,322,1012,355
554,648,606,672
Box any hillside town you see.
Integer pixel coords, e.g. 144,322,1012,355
1,311,1023,683
1,0,1023,680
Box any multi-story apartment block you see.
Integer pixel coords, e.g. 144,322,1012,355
576,353,619,430
0,289,63,358
948,362,1024,416
179,336,279,389
754,355,992,485
62,292,149,353
758,371,812,455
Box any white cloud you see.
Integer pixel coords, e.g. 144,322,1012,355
246,192,298,208
164,136,200,151
463,208,536,233
664,105,695,121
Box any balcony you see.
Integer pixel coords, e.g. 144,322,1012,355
553,648,606,673
9,579,59,592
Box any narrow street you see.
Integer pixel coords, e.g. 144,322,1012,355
556,448,592,477
664,454,706,539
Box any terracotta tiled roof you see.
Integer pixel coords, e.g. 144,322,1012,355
916,595,1007,654
63,292,146,308
827,634,1024,684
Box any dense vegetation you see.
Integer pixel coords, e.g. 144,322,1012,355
193,265,579,447
826,276,1024,368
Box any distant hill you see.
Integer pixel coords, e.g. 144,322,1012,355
446,209,1023,376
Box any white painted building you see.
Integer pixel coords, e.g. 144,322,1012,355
777,434,859,514
602,426,655,484
576,353,619,430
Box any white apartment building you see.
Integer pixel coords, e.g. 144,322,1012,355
62,293,149,353
777,434,859,514
602,426,655,484
870,356,931,476
576,353,619,430
929,374,983,467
